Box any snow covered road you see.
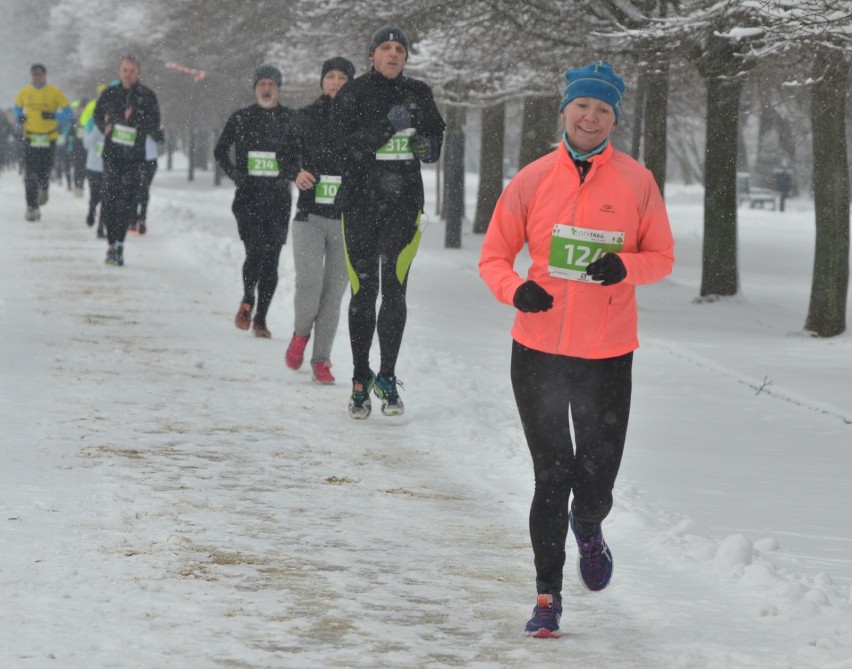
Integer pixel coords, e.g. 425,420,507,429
2,164,851,668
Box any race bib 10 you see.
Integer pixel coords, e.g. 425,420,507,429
548,225,624,282
315,175,341,204
247,151,278,177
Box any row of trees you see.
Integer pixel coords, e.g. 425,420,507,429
38,0,851,336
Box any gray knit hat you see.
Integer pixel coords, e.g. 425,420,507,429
368,25,410,53
254,64,282,87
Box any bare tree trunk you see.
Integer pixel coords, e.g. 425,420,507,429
805,48,849,337
700,74,743,297
701,69,743,297
642,61,669,195
442,105,466,249
518,95,559,169
473,102,505,234
631,72,647,160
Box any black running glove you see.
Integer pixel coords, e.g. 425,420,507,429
411,135,431,160
513,281,554,313
586,254,627,286
387,105,411,132
228,169,247,188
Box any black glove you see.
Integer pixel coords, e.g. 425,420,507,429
586,253,627,286
513,280,554,313
411,135,431,160
387,105,411,132
228,169,247,188
41,111,56,120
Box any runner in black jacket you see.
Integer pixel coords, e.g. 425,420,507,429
330,25,446,419
284,57,356,385
93,56,160,266
214,65,298,338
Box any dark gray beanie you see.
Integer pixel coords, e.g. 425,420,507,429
31,63,47,74
321,57,355,85
368,25,410,53
254,64,282,88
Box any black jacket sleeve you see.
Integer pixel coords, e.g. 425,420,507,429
214,113,238,177
134,89,160,137
329,84,395,160
411,82,445,164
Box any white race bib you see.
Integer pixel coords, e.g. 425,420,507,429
111,124,137,146
314,175,341,204
548,225,624,282
30,134,51,148
247,151,278,177
376,128,414,161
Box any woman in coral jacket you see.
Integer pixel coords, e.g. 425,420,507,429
479,61,674,639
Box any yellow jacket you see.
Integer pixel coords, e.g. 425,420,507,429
14,84,71,140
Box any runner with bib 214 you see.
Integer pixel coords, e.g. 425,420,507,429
214,64,299,339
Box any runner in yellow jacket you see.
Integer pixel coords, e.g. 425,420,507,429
13,63,72,220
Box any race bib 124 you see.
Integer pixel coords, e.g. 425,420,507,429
548,225,624,282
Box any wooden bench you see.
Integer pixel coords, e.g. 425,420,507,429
737,173,778,210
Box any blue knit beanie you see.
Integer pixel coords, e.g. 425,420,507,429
559,61,626,122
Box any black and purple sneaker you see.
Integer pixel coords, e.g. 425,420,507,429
570,513,613,591
524,592,562,638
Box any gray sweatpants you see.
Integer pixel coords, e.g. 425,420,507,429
291,213,349,364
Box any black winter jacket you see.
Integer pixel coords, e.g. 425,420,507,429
214,104,299,189
214,104,300,222
329,68,446,211
93,82,160,163
289,95,345,220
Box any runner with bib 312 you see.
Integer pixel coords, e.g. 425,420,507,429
330,24,446,420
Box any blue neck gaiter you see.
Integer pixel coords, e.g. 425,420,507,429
563,131,608,161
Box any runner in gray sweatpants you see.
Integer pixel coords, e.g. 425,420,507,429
285,57,356,384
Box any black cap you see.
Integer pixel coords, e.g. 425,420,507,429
31,63,47,74
254,64,282,88
321,57,355,85
368,25,410,53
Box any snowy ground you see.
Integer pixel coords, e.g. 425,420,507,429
1,157,851,669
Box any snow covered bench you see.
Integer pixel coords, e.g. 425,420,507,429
737,172,778,210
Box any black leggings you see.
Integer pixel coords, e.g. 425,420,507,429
102,159,140,245
510,341,632,596
237,221,285,322
343,201,421,380
87,170,103,220
24,141,55,208
135,159,157,221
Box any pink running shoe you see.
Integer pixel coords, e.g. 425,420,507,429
311,361,335,384
285,333,309,370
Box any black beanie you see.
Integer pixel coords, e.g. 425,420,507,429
31,63,47,74
368,25,410,53
321,57,355,85
253,64,282,88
